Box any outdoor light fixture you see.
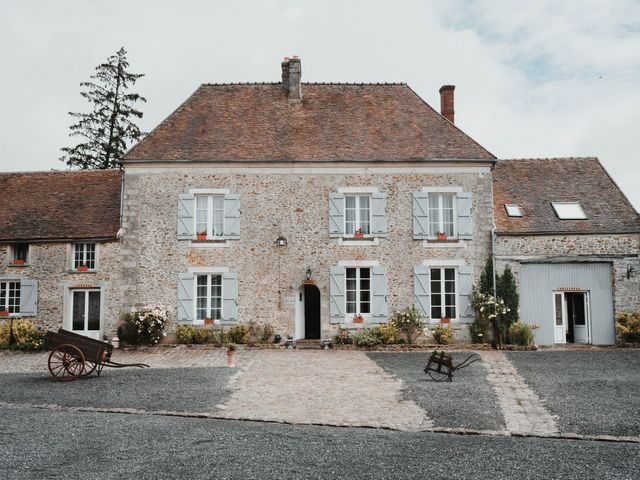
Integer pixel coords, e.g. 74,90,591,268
627,264,637,279
305,267,312,281
274,235,288,247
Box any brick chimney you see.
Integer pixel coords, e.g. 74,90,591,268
439,85,455,123
281,56,302,101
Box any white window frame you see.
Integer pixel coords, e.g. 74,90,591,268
428,193,457,238
345,266,372,316
194,273,224,324
195,195,225,239
344,194,372,236
72,243,98,271
0,280,21,315
504,204,523,217
8,243,30,265
551,202,587,220
69,288,102,334
429,267,459,322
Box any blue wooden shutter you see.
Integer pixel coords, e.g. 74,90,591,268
177,193,195,240
413,266,430,319
457,192,473,239
458,265,474,323
224,194,240,239
328,193,345,237
19,279,37,317
371,266,388,323
412,192,429,239
177,273,194,323
222,272,238,324
371,193,388,236
329,266,345,323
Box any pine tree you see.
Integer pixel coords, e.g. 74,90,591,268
496,264,519,326
479,256,495,295
60,47,146,169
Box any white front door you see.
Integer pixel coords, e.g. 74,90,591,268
71,289,102,340
569,292,589,344
553,292,566,344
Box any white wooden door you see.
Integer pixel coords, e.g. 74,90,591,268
553,292,566,344
71,289,102,340
571,293,589,344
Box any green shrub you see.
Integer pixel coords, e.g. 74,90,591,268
176,324,196,344
12,319,45,350
118,321,140,345
432,325,453,345
0,320,11,348
246,321,275,345
228,324,249,344
390,306,425,344
352,327,383,347
176,325,228,345
378,322,398,345
120,306,168,345
333,327,353,345
506,321,534,346
616,311,640,342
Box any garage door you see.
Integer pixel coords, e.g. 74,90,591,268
520,263,615,346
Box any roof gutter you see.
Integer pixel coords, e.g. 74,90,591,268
118,157,498,165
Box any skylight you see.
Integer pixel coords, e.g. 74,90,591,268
504,204,523,217
552,202,586,220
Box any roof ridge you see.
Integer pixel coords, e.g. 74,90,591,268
499,157,598,162
201,82,408,86
0,169,121,176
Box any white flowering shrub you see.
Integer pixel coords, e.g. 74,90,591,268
120,305,168,345
390,305,425,344
470,290,512,343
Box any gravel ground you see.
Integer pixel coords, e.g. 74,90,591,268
507,350,640,436
368,352,505,431
1,406,638,480
0,367,234,412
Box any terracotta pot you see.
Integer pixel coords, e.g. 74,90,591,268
77,266,89,272
353,316,364,324
197,234,207,241
204,318,214,326
0,311,8,317
354,232,364,239
226,350,236,368
440,317,451,324
437,234,447,241
12,259,25,265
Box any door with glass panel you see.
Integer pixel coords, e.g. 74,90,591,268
71,289,102,339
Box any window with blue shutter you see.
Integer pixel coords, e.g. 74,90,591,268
412,192,429,239
457,193,473,239
222,272,238,324
177,194,195,239
19,279,37,317
370,193,387,236
223,194,240,239
177,273,194,323
458,265,474,323
329,266,345,323
328,193,345,237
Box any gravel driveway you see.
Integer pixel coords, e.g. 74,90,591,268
0,367,234,413
506,350,640,436
368,352,505,431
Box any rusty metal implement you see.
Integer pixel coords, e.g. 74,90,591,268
45,329,149,382
424,350,480,382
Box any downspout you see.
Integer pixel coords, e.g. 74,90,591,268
118,162,125,236
490,162,500,348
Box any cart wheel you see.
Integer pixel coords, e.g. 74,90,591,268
427,369,452,382
48,344,85,381
81,361,97,377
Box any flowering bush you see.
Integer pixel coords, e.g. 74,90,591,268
0,320,10,348
352,327,383,347
0,319,45,350
616,311,640,343
506,321,535,346
390,306,425,344
120,305,167,345
432,324,453,345
378,322,399,345
333,327,353,345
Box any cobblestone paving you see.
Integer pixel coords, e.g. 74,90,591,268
481,350,558,436
217,349,433,431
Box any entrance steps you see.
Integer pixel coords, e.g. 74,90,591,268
295,339,323,350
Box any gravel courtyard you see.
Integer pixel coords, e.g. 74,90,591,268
506,350,640,436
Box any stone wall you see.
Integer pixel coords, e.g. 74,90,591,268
495,233,640,314
121,165,494,338
0,241,123,337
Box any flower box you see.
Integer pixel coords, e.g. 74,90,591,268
436,232,448,241
353,315,364,324
0,310,8,317
77,266,89,272
196,231,207,241
353,232,364,240
440,317,451,325
204,318,214,326
11,259,25,265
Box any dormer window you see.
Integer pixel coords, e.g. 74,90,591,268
551,202,586,220
504,204,523,217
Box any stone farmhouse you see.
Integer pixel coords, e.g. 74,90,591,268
1,57,638,345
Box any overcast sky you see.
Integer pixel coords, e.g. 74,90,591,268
1,0,639,209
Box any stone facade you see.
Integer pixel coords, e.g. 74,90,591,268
120,164,494,339
495,233,640,315
0,241,124,338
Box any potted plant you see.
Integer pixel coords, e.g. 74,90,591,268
204,317,214,327
197,230,207,241
273,334,282,344
353,314,364,324
77,264,89,272
354,227,364,240
436,231,448,241
0,308,7,317
285,335,295,349
11,259,25,265
226,343,237,367
440,316,451,325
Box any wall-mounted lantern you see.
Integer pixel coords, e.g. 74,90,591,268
274,235,288,247
627,264,637,279
305,267,312,281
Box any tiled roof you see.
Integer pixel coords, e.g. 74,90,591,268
0,170,122,242
493,158,640,235
122,83,495,162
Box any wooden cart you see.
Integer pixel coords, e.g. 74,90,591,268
45,328,149,381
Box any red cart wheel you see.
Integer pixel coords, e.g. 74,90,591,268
48,344,85,381
81,361,98,377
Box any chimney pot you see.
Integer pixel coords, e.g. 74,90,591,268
281,55,302,101
439,85,455,123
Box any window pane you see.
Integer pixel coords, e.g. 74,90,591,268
88,291,100,330
360,302,370,314
196,196,208,235
9,282,19,314
72,291,85,330
360,268,370,279
446,305,456,318
429,195,440,236
430,268,441,280
431,306,442,319
86,244,96,269
346,268,356,279
212,197,224,236
74,244,83,268
444,268,455,281
15,243,28,262
358,196,370,234
345,196,356,234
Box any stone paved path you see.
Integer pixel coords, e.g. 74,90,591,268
481,350,558,436
217,349,433,431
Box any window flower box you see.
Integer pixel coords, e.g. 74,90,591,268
196,231,207,241
77,266,89,272
353,314,364,324
0,310,8,317
11,259,25,265
436,231,448,241
204,318,214,326
353,227,364,240
440,316,451,324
